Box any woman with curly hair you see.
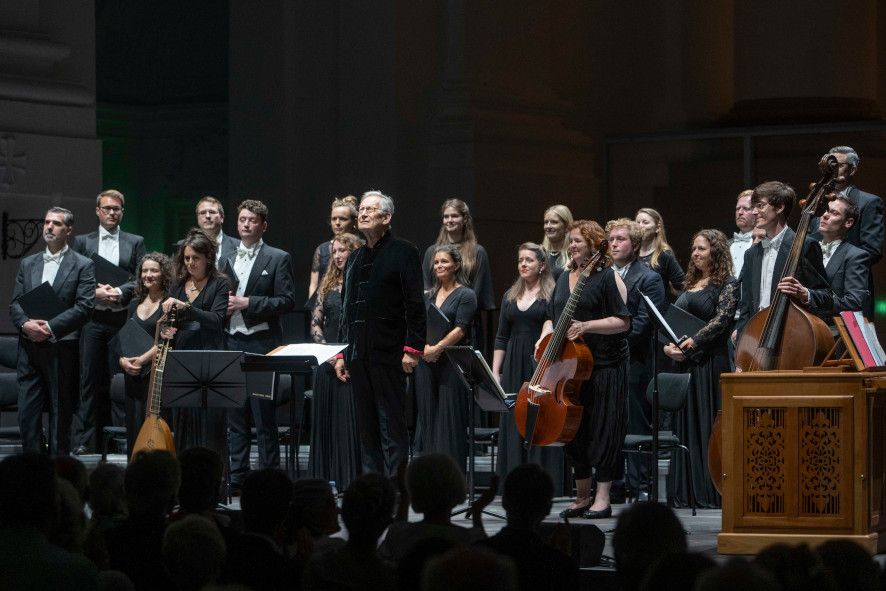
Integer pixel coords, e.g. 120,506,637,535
118,252,174,454
663,228,738,508
540,220,630,519
635,207,685,298
308,232,364,490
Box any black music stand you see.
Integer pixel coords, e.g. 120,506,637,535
162,350,251,501
444,345,509,520
240,353,317,478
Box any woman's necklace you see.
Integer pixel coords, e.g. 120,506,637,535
187,277,207,294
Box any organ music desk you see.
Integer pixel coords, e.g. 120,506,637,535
718,370,886,554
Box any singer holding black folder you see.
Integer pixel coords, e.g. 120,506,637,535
413,244,477,471
9,207,95,455
662,229,738,508
117,252,173,453
70,189,145,454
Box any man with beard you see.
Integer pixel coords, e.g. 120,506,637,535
10,207,95,454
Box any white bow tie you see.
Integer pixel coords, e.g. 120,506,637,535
821,241,838,257
43,253,62,263
237,246,256,260
761,238,773,250
101,233,117,240
733,232,752,243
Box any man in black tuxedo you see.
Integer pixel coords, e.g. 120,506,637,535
224,200,295,487
736,181,831,338
9,207,95,454
335,191,426,476
789,195,869,319
607,218,666,499
810,146,884,317
70,189,145,454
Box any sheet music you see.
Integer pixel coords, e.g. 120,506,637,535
271,343,348,364
641,292,681,343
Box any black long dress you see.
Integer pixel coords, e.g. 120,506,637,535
169,275,230,456
306,240,333,308
668,279,738,509
548,268,630,483
308,287,361,490
494,294,565,495
639,249,685,299
413,286,477,472
119,299,164,454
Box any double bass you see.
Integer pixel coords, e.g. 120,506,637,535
514,242,608,446
734,155,838,372
130,304,178,459
709,155,839,492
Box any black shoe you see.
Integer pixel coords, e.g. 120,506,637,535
72,445,89,456
559,504,590,519
582,506,612,519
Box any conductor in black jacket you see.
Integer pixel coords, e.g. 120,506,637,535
70,189,145,453
223,200,295,486
9,207,95,454
335,190,426,476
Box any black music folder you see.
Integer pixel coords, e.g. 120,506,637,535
115,317,156,358
427,303,451,344
16,282,67,321
90,253,132,286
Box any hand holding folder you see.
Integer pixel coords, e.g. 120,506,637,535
641,292,706,364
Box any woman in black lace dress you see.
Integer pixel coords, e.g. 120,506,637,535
307,195,358,302
663,229,738,508
309,232,364,490
414,244,477,471
492,242,564,494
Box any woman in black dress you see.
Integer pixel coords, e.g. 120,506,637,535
542,220,631,519
635,207,685,298
414,244,477,471
307,195,358,301
161,228,231,455
541,204,574,280
663,229,737,508
308,232,363,490
118,252,174,455
492,242,564,494
422,199,494,352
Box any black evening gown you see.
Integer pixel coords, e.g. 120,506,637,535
118,300,165,455
308,287,361,490
667,279,738,509
548,268,630,483
306,240,332,308
169,275,230,457
547,251,568,282
413,286,477,472
494,294,565,495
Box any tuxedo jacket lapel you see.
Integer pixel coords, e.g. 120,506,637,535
30,256,44,290
825,242,848,282
244,251,270,295
52,252,76,291
118,233,133,271
622,263,641,293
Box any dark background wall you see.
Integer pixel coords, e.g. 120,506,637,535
2,1,885,331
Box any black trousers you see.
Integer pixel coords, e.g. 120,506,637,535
349,359,408,477
73,311,127,449
625,354,652,490
17,339,79,455
225,331,280,484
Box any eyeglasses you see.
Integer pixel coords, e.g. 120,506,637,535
358,206,381,215
99,206,123,214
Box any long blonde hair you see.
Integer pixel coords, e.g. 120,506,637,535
505,242,554,303
317,233,364,300
434,198,478,282
636,207,673,270
540,204,573,267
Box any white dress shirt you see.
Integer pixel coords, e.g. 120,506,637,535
613,262,631,279
98,225,120,267
40,245,77,341
228,240,270,336
758,226,787,310
730,231,754,277
821,239,842,269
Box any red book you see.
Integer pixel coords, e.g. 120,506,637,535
840,311,877,367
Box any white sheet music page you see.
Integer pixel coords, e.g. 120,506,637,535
270,343,348,364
